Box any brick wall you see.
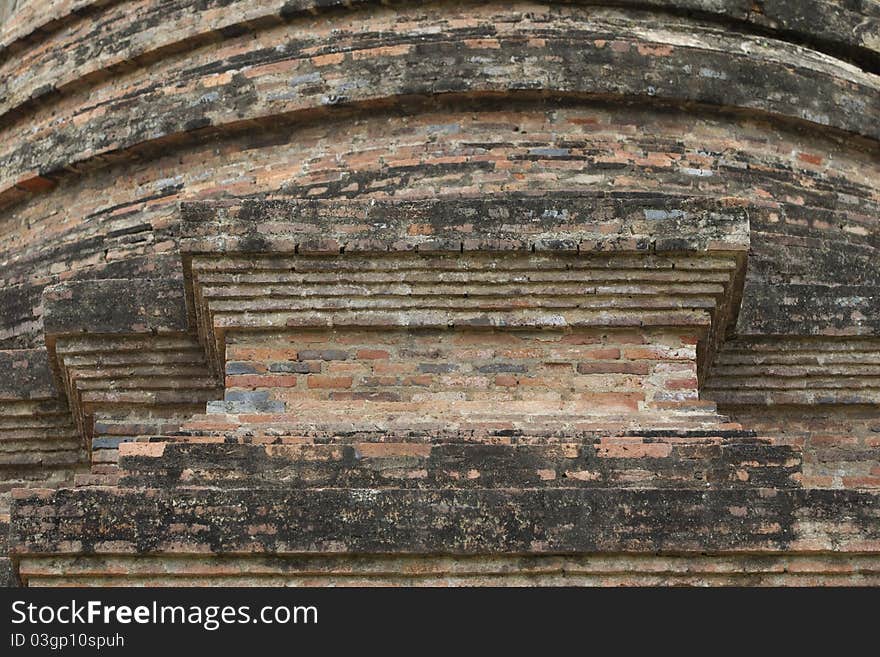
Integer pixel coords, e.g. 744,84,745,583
221,328,698,416
1,0,878,586
724,408,880,490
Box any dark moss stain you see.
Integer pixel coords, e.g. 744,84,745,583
11,486,879,556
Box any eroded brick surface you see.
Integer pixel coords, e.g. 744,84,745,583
1,0,879,586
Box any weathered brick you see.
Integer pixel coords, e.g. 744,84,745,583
577,362,650,375
298,349,348,361
356,349,390,360
581,348,621,360
476,363,528,373
268,361,316,374
225,361,263,375
2,0,878,588
307,375,353,389
226,375,299,388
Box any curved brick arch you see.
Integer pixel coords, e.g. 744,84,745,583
3,0,878,65
2,2,878,209
3,95,877,348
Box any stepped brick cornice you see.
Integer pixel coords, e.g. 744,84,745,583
1,0,878,586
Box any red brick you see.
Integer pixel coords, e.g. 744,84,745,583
798,152,823,166
578,392,644,411
560,334,601,345
596,440,672,459
842,476,880,489
15,174,57,193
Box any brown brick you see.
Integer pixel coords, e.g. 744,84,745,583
581,347,621,360
596,440,672,459
307,376,353,389
578,392,644,411
577,362,650,375
330,391,401,402
226,375,299,388
842,476,880,489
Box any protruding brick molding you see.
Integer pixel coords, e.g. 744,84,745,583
116,433,804,491
706,336,880,406
3,1,878,77
11,486,880,586
3,104,877,350
0,349,84,587
181,195,749,388
40,279,223,476
0,350,84,516
2,0,879,587
11,189,880,585
3,2,879,208
705,337,880,492
15,553,880,587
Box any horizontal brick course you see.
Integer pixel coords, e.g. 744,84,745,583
2,0,878,588
216,328,702,413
